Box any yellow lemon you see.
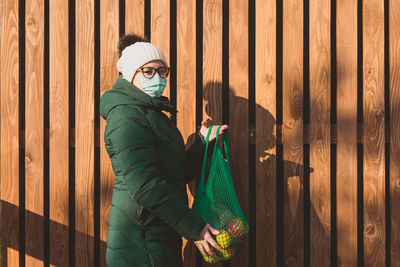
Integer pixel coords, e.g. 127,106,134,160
201,247,220,263
216,230,232,249
221,247,235,260
202,254,220,264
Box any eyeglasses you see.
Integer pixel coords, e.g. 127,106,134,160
136,66,170,79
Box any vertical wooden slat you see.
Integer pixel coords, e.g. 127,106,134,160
49,0,69,265
176,0,197,266
309,0,331,266
363,0,386,265
151,0,170,100
336,0,358,265
99,0,119,266
229,0,249,266
75,0,95,265
255,0,276,265
25,0,45,265
390,0,400,265
125,0,145,36
203,0,223,126
282,0,304,265
0,0,20,266
202,0,223,266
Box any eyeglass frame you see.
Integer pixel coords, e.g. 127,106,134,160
136,66,170,79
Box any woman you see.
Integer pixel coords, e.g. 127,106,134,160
99,34,228,266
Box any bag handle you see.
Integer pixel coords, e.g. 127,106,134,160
199,125,214,189
212,126,230,163
199,125,230,189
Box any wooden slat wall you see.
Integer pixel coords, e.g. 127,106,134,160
363,0,386,265
255,0,276,266
336,1,358,266
25,0,45,266
75,0,95,266
229,0,249,266
99,1,119,267
0,0,19,266
202,1,223,266
390,0,400,266
309,0,331,266
49,0,69,266
283,0,304,265
125,0,145,35
176,0,198,265
151,0,170,100
2,0,400,266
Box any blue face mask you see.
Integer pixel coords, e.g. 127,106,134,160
138,73,167,98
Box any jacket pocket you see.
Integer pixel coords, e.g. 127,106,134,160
138,206,155,239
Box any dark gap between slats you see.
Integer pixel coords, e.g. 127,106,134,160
222,0,229,126
384,0,390,266
44,0,50,265
331,0,337,266
195,0,203,265
222,0,229,266
19,0,26,265
276,0,283,266
69,0,76,264
119,0,125,36
145,0,151,41
170,0,177,125
248,0,256,265
357,1,364,266
303,0,310,265
94,0,101,266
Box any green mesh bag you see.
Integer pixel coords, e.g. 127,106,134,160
192,126,249,262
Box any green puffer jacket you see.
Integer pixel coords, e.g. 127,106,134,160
99,75,207,267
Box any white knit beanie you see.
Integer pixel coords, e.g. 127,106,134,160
116,42,169,83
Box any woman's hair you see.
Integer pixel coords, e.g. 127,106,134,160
118,33,149,56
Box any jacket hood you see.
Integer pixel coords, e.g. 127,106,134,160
100,75,177,120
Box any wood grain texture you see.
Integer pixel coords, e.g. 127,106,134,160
75,0,95,266
125,0,145,36
363,0,386,265
202,0,223,266
255,0,277,265
0,0,20,266
390,0,400,265
229,0,249,266
151,0,170,101
176,0,198,266
99,1,119,266
336,0,358,266
309,0,331,266
49,0,69,265
203,0,222,126
25,0,45,265
282,0,304,265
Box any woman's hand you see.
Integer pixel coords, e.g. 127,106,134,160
199,120,229,142
194,223,223,256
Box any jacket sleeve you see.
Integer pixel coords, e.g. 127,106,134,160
107,116,206,240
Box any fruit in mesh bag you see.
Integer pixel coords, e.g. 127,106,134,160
221,246,235,260
227,218,248,239
201,247,221,264
217,208,233,227
216,230,232,249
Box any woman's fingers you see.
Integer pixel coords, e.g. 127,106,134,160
207,235,223,252
202,240,215,256
195,242,207,256
207,224,220,235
